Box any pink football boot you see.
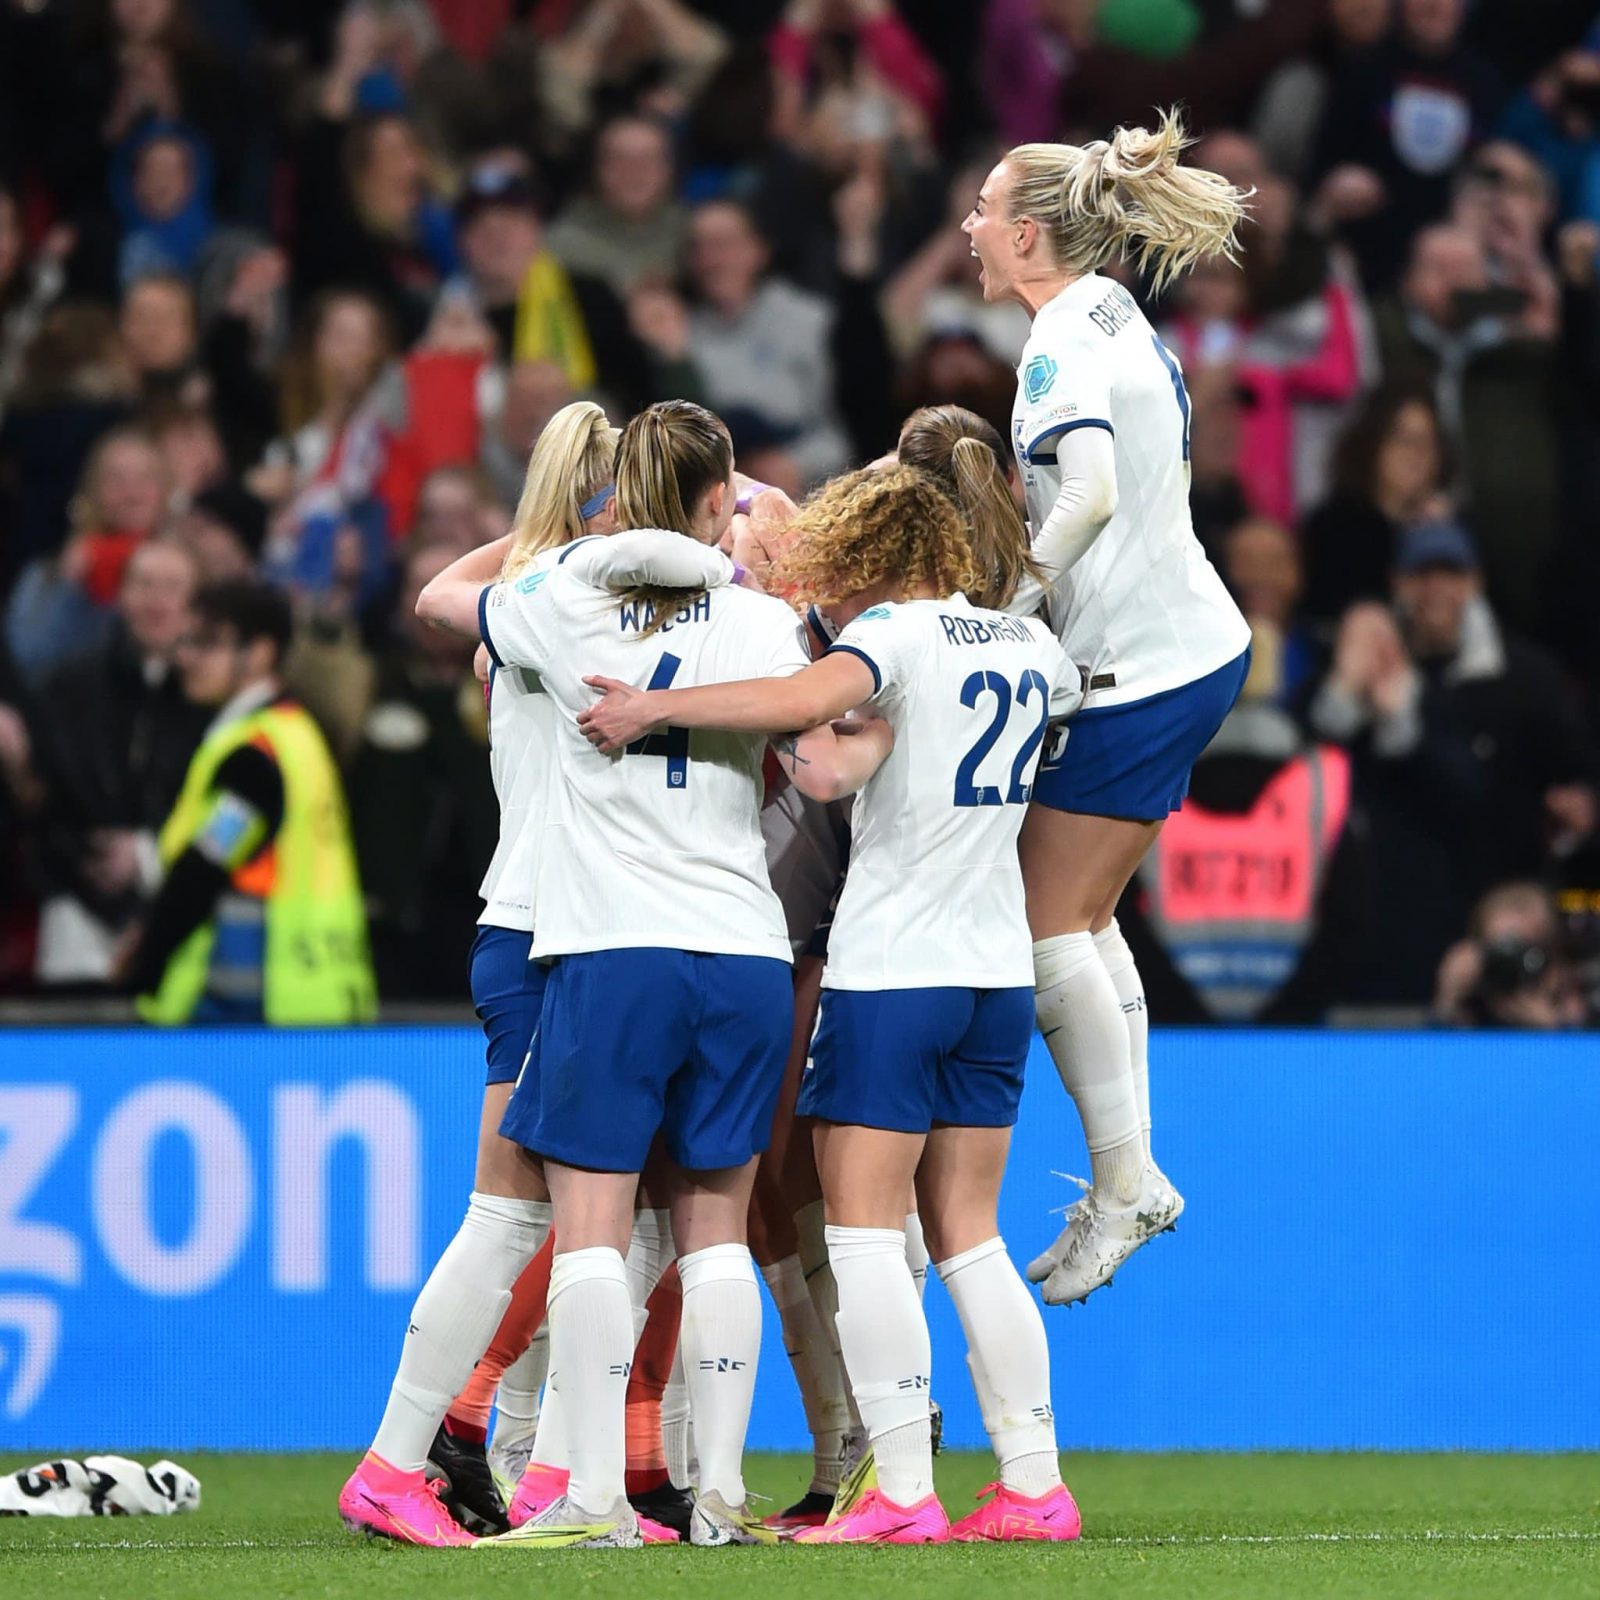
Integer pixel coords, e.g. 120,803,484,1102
794,1487,950,1544
339,1452,476,1546
507,1462,676,1543
949,1480,1082,1542
507,1462,569,1528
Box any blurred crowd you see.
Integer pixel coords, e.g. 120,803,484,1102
1,0,1599,1027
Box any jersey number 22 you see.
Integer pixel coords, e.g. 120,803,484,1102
954,669,1052,807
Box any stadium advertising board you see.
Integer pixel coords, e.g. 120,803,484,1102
1,1027,1595,1453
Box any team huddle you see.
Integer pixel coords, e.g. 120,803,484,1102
338,111,1252,1551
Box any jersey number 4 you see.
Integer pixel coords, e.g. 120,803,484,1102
626,652,688,787
954,669,1052,807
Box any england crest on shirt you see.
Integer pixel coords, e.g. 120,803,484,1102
1391,82,1471,176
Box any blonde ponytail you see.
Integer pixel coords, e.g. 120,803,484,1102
502,400,620,582
897,404,1042,611
613,399,733,637
1008,108,1249,294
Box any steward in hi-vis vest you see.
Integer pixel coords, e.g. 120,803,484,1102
124,580,376,1025
1122,704,1372,1023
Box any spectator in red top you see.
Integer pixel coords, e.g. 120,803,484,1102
6,425,171,681
66,425,171,608
0,305,136,580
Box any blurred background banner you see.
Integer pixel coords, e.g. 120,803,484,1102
1,1026,1595,1455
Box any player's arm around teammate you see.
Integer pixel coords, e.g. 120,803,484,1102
473,401,811,1549
963,112,1254,1304
341,403,731,1548
583,465,1085,1544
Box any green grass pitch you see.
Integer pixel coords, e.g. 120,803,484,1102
3,1452,1597,1600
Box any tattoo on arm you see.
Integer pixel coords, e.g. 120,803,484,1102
774,735,810,767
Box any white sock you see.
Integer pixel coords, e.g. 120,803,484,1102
903,1213,930,1304
624,1207,675,1314
679,1243,761,1506
760,1253,850,1493
491,1324,548,1453
937,1237,1061,1497
371,1192,549,1473
1094,920,1151,1161
1034,931,1143,1203
796,1199,864,1433
529,1375,565,1471
547,1247,632,1513
662,1341,693,1488
825,1224,932,1505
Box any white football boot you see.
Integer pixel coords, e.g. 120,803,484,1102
689,1488,780,1546
1031,1164,1184,1306
480,1492,644,1549
487,1430,535,1508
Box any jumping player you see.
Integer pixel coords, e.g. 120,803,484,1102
963,111,1253,1305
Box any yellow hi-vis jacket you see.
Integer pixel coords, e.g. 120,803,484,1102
137,700,377,1025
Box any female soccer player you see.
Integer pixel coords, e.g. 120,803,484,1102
339,402,729,1547
759,408,1048,1529
962,111,1253,1305
580,465,1084,1543
476,400,823,1550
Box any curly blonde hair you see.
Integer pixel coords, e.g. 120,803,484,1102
773,465,981,609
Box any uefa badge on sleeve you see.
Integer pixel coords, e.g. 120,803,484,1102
1023,354,1058,404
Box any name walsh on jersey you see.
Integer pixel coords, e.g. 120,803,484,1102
617,592,714,634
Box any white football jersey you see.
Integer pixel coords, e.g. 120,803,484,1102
481,545,808,962
477,531,735,933
478,656,549,932
822,594,1078,990
1013,272,1249,707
